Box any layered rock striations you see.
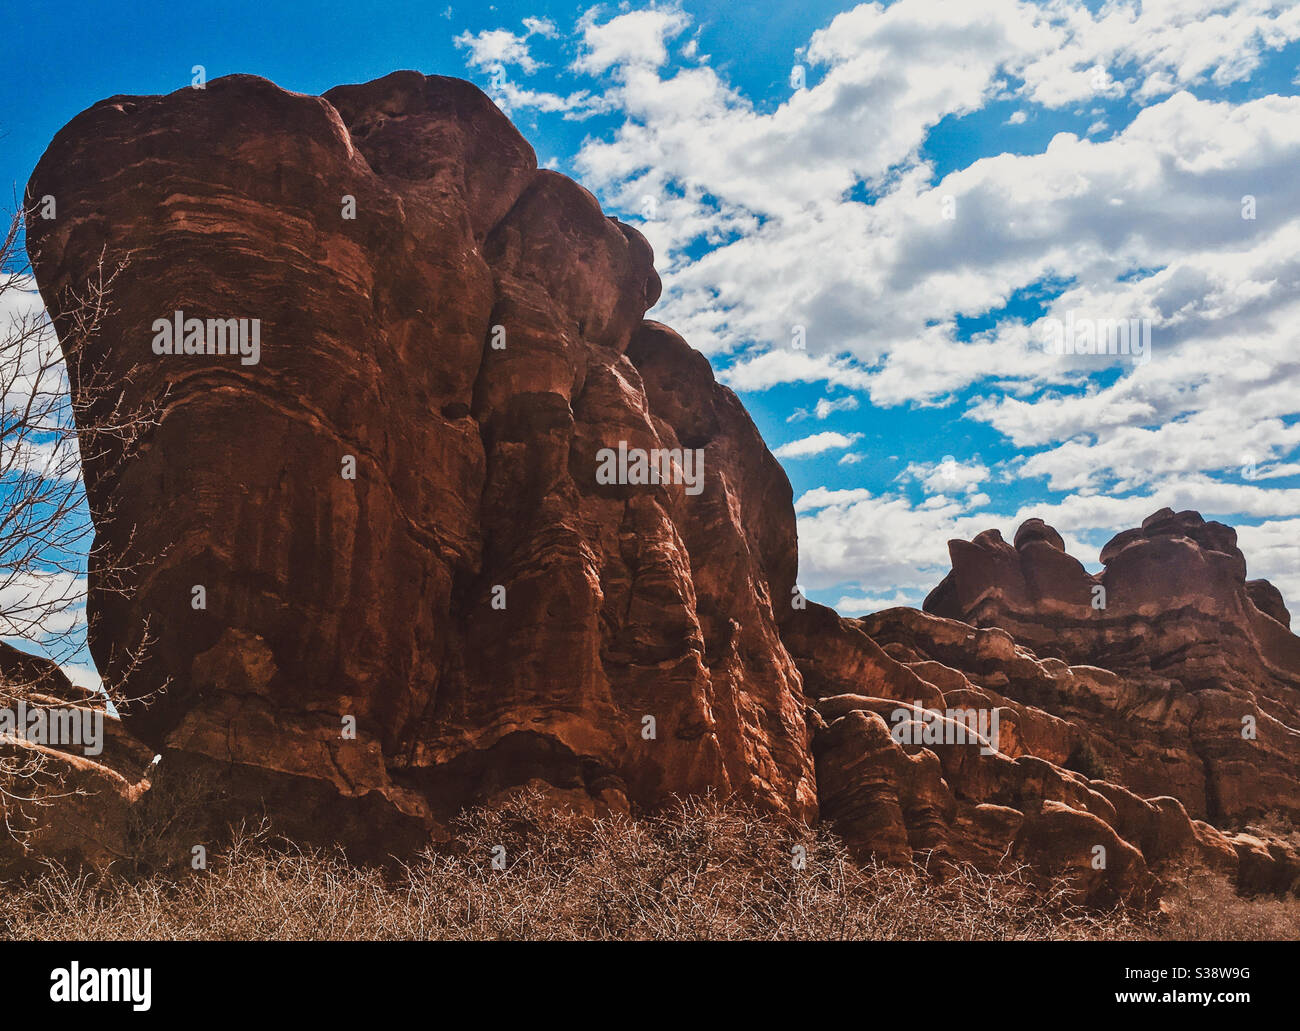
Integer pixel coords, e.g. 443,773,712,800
15,72,1299,903
783,590,1299,904
923,509,1300,825
25,72,814,859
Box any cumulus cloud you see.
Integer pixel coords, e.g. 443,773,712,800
787,394,860,422
572,5,691,74
522,16,558,38
794,487,979,595
453,0,1300,614
899,457,990,495
565,4,1300,520
773,431,863,459
455,26,547,74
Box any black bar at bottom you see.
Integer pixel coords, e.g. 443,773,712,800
0,940,1285,1019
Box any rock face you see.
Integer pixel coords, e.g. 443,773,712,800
16,73,1299,904
1,644,154,874
783,591,1300,905
924,509,1300,825
24,72,814,860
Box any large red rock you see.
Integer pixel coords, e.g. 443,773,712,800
24,72,814,861
787,600,1296,903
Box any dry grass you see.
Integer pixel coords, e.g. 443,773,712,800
1156,870,1300,941
0,790,1293,941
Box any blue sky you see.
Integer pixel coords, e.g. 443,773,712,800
5,0,1300,683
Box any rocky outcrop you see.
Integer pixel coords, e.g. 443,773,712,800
779,508,1300,900
1,644,154,873
15,72,1298,906
784,596,1300,904
923,509,1300,825
24,72,813,862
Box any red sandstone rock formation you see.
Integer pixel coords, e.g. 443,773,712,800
0,643,154,873
24,72,814,862
14,73,1298,907
785,595,1299,905
923,509,1300,825
783,507,1300,902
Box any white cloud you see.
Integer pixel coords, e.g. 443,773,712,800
455,28,545,74
1017,0,1300,106
721,350,875,389
1238,518,1300,606
490,80,618,120
572,5,691,74
588,69,1300,501
562,1,1300,436
522,16,558,38
787,394,860,422
795,486,875,512
59,662,102,693
816,395,860,419
0,570,86,638
456,15,562,75
773,431,863,459
899,457,990,495
795,487,979,595
835,591,920,615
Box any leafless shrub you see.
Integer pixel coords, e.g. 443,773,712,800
0,203,162,850
0,789,1157,941
118,766,228,878
1155,870,1300,941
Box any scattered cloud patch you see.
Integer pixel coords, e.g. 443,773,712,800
774,431,864,459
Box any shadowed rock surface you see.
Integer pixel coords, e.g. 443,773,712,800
13,73,1299,905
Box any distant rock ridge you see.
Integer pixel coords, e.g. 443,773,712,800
924,507,1300,825
11,73,1298,905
